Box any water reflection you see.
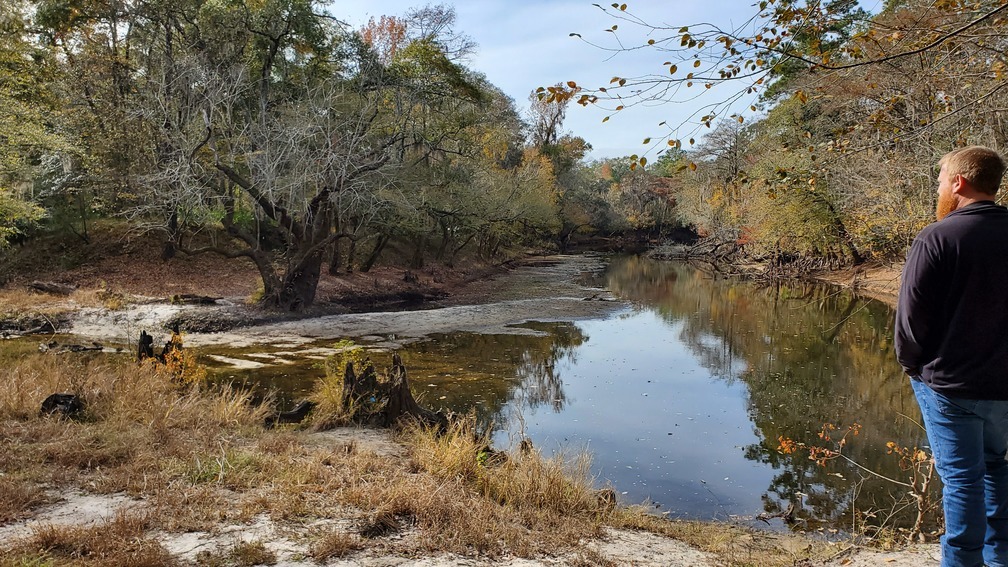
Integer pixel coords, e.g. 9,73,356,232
399,322,585,424
591,256,933,529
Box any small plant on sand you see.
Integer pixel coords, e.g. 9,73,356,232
194,539,277,566
309,527,363,561
7,511,176,566
777,422,938,543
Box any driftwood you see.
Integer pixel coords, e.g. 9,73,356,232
264,400,317,429
29,281,78,295
40,393,85,419
2,319,57,338
39,341,103,354
342,353,446,428
170,294,220,305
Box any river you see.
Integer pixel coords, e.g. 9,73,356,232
65,253,934,532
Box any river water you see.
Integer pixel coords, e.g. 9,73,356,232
62,253,933,531
417,255,929,532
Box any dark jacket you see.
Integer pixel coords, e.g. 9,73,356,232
895,201,1008,399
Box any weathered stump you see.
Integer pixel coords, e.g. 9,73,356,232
137,330,155,362
383,353,444,427
137,329,182,363
341,353,445,428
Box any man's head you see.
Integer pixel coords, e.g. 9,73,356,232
936,146,1007,220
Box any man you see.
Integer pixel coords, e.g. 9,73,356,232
896,145,1008,567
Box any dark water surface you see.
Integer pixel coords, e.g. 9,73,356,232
203,255,930,530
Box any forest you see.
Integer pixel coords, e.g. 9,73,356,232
1,0,1005,309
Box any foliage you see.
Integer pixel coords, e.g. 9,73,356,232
778,423,938,542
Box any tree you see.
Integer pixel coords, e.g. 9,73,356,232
0,1,64,244
560,0,1007,161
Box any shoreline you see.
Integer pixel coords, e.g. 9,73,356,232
0,253,937,566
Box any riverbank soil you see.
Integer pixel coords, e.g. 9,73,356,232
0,223,516,324
0,231,940,565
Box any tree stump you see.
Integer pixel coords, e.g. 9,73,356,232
137,331,155,362
341,353,445,428
383,353,444,427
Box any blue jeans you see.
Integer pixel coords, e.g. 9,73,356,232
912,378,1008,567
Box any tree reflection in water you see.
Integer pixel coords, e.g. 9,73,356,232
597,255,938,531
400,322,586,425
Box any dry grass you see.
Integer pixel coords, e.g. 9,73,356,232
194,539,278,567
3,510,176,567
0,476,50,524
309,527,364,561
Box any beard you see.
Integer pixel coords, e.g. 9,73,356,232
936,191,956,221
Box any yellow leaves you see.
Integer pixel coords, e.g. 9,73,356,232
642,137,651,144
566,80,577,89
688,161,697,171
693,59,702,68
610,2,627,9
648,39,656,45
668,64,677,75
794,89,808,103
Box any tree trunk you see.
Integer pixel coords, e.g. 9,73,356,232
345,236,357,274
360,234,390,273
328,237,342,275
274,253,324,310
161,210,179,261
410,235,427,269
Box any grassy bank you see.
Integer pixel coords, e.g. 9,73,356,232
0,351,836,566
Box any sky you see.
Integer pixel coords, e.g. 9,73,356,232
337,1,752,160
339,1,885,160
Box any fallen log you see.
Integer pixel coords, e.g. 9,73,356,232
39,341,103,354
264,400,317,429
29,281,77,295
170,294,220,305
